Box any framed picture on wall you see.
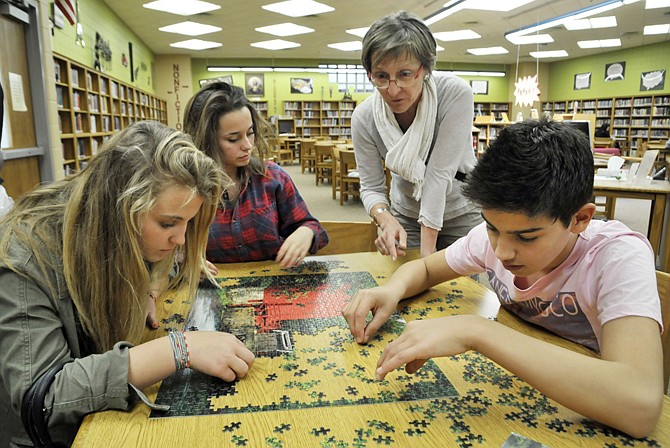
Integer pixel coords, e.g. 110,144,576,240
290,78,313,94
640,69,665,91
574,72,591,90
245,73,265,96
470,79,488,95
605,62,625,81
199,75,233,88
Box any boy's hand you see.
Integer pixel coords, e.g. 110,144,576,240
375,315,475,380
342,286,400,344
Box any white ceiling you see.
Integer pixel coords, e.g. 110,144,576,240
102,0,670,67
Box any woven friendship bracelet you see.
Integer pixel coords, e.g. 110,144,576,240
167,330,190,370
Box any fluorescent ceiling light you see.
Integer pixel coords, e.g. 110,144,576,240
169,39,222,50
262,0,334,17
436,45,445,52
346,27,369,38
577,38,621,48
159,21,221,36
433,30,481,41
255,22,314,36
327,41,363,51
250,39,301,50
143,0,220,16
506,34,554,45
208,67,242,72
530,49,569,58
436,70,506,77
466,46,509,55
646,0,670,8
643,23,670,34
459,0,536,12
424,1,467,25
506,0,625,39
564,16,617,30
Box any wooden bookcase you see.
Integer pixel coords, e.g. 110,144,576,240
54,53,168,176
249,100,268,119
283,100,357,139
541,94,670,151
474,102,511,121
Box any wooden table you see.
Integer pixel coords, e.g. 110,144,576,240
593,178,670,271
73,253,670,447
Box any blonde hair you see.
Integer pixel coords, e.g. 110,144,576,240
0,121,224,351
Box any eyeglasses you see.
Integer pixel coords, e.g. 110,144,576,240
370,67,423,90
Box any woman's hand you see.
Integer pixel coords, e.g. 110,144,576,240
375,315,474,380
201,260,219,281
186,331,255,382
276,226,314,268
145,292,159,329
342,286,401,344
375,215,407,261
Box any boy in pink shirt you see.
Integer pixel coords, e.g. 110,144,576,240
343,118,664,438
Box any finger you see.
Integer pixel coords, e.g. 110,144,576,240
387,238,399,261
207,261,219,276
228,355,252,379
406,358,428,374
363,312,391,342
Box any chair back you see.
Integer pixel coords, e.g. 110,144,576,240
657,270,670,392
318,221,377,255
300,139,317,173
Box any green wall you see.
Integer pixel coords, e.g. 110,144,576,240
547,41,670,100
52,0,156,93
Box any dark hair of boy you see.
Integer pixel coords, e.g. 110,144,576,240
463,118,594,227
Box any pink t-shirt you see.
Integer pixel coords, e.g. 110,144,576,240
445,220,663,352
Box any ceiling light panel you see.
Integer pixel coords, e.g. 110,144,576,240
346,27,369,38
459,0,536,12
327,41,363,51
255,22,314,36
645,0,670,8
433,29,481,41
643,23,670,34
506,34,554,45
169,39,222,50
143,0,220,16
466,46,509,55
564,15,617,30
529,50,569,58
250,39,301,50
262,0,334,17
577,38,621,48
159,21,221,36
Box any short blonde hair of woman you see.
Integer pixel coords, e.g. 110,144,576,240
0,121,225,351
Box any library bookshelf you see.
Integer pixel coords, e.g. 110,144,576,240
54,53,167,176
474,102,511,121
283,100,356,139
541,94,669,151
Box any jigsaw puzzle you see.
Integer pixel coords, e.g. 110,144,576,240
151,271,458,417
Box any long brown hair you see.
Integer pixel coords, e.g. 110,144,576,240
0,121,224,351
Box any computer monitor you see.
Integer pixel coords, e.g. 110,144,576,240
564,120,593,150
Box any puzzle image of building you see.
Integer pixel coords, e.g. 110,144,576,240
152,271,458,418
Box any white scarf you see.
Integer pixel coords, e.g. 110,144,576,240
372,75,437,201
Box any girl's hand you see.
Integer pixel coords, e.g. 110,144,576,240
145,292,159,329
186,331,255,382
276,226,314,268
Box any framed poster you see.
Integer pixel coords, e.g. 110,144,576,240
640,69,665,91
605,62,625,81
290,78,313,94
199,75,233,88
470,79,488,95
574,72,591,90
245,73,265,96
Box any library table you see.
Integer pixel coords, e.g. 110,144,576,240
73,253,670,448
593,178,670,271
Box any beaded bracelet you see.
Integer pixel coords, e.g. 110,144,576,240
167,330,191,370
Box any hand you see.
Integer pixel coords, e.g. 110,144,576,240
276,226,314,269
186,331,255,382
201,260,219,281
375,216,407,261
342,286,400,344
375,315,475,380
145,292,158,329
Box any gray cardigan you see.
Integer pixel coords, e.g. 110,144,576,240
0,229,150,446
351,74,478,230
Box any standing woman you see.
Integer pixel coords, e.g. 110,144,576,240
183,82,328,269
0,121,255,446
353,10,482,259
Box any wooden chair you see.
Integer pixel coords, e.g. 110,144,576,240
318,220,377,255
338,149,360,205
275,137,295,165
331,146,341,200
315,142,335,186
299,139,316,173
657,270,670,392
